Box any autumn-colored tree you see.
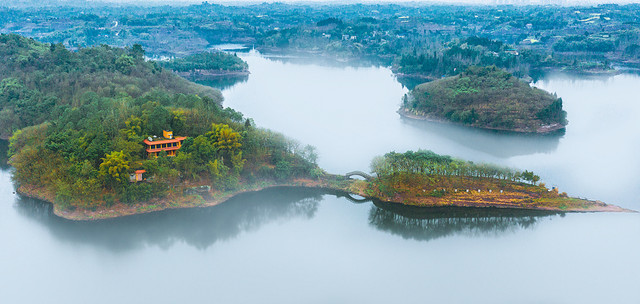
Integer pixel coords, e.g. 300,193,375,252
207,123,242,152
99,150,131,187
122,115,142,139
207,123,242,166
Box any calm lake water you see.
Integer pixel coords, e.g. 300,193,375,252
1,51,639,303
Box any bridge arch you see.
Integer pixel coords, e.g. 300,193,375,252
335,192,371,204
345,170,373,180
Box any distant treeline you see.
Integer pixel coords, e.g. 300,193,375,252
396,37,526,78
371,150,541,184
4,3,639,76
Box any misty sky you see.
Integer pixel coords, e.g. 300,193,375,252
86,0,640,5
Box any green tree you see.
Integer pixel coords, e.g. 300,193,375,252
208,159,230,188
144,103,171,136
174,151,198,180
190,135,216,164
130,44,145,61
274,160,292,181
115,54,135,74
230,151,246,175
521,170,540,185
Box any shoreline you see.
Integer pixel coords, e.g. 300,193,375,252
16,177,348,221
253,48,628,79
15,175,634,221
397,108,566,135
173,69,250,78
345,180,634,213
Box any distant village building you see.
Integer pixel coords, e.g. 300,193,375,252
143,130,186,158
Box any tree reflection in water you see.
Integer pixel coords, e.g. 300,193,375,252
369,200,564,242
15,181,566,251
0,140,10,170
190,74,249,91
15,187,322,252
399,116,564,158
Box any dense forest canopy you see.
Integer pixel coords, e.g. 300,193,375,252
2,33,319,209
404,66,567,132
0,33,221,138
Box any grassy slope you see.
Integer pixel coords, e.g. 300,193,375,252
343,174,629,212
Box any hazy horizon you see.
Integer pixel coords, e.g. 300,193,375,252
5,0,640,7
91,0,640,5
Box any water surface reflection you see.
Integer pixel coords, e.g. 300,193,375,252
370,201,563,242
261,53,381,68
17,183,567,250
400,116,563,158
15,187,322,252
190,74,250,91
0,140,9,170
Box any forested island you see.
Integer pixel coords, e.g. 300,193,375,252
161,51,250,78
400,66,568,133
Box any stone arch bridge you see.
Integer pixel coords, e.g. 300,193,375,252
345,171,374,181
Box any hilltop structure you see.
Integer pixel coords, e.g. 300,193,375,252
143,130,186,158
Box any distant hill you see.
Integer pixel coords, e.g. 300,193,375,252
401,66,567,133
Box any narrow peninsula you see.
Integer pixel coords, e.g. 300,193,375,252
340,150,629,213
399,66,568,133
